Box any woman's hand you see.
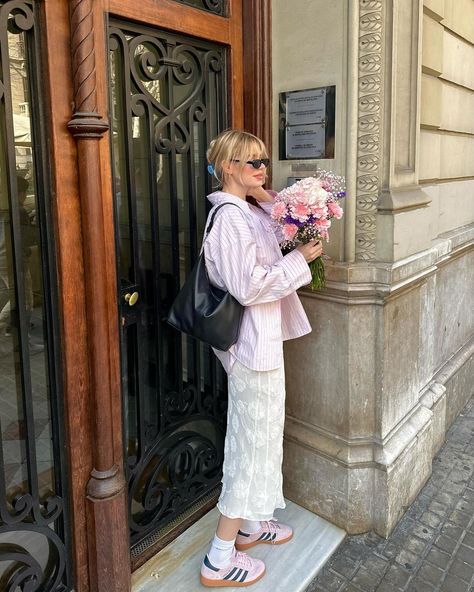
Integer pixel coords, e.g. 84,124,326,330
296,239,323,263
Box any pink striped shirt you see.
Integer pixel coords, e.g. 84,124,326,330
202,190,312,374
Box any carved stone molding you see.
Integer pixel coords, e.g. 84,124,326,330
286,401,433,471
355,0,385,261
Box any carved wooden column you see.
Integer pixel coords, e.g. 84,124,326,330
67,1,130,590
243,0,272,150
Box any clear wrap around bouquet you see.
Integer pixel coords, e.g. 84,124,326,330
271,172,346,290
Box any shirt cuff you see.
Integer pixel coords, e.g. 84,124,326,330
281,248,312,289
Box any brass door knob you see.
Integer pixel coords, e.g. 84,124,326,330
124,292,139,306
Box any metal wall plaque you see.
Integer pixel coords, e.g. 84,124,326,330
279,85,336,160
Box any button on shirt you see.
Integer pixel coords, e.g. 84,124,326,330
203,190,312,374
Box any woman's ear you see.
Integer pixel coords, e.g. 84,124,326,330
221,160,233,176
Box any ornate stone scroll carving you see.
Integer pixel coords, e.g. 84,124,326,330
355,0,385,261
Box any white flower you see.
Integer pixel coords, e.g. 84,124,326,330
307,187,329,207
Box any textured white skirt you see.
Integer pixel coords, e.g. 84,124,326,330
217,359,287,521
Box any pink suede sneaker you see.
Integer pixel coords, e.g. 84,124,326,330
200,549,266,587
235,520,293,551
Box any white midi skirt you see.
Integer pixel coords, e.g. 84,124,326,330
217,359,287,521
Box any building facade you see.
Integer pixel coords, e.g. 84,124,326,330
0,1,472,591
273,0,474,538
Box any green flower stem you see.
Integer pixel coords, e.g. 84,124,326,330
309,256,326,290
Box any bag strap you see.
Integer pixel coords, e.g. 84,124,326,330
200,202,244,254
204,202,244,238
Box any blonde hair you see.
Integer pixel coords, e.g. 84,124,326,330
207,129,268,186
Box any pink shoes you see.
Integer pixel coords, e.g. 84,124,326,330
235,520,293,551
200,549,266,587
200,522,293,587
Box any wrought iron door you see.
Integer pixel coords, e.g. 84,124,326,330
109,20,229,552
0,1,71,590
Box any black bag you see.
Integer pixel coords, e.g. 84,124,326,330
166,203,245,351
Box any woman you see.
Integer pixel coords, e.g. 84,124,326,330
200,130,322,587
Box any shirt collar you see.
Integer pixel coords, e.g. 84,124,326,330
207,191,250,213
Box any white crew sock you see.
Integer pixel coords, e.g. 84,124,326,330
241,519,262,534
207,534,235,568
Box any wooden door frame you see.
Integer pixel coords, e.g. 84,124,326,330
41,1,271,591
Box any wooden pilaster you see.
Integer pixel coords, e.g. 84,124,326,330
242,0,272,150
67,1,130,590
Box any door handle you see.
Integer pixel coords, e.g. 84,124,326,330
124,292,139,306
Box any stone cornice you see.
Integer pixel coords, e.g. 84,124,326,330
285,402,433,471
377,185,432,213
300,222,474,304
431,336,474,389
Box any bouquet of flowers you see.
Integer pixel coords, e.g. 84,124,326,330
271,172,346,290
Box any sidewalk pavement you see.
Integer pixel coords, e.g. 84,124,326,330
305,397,474,592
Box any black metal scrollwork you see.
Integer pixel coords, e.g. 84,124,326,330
128,429,223,541
174,0,226,16
0,0,70,589
0,527,67,592
0,544,43,592
1,0,34,34
109,21,228,549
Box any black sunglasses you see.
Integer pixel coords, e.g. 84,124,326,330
232,158,270,169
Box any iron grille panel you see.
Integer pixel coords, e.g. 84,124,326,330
108,20,229,549
0,1,71,590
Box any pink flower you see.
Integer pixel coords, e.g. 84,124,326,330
282,223,298,241
296,194,309,206
291,202,310,221
275,174,346,252
319,229,329,241
328,202,344,219
311,206,328,219
315,218,331,230
271,201,288,220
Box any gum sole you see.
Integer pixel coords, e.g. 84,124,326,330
234,533,293,551
200,568,266,587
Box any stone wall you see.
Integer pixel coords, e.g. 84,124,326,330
271,0,348,262
420,0,474,227
272,0,474,537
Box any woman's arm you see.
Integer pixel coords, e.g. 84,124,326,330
247,187,285,243
205,208,311,306
247,186,275,204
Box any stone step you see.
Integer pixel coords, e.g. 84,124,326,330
133,499,346,592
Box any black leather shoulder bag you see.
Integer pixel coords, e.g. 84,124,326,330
166,202,245,351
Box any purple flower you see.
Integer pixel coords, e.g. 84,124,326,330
284,215,305,228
